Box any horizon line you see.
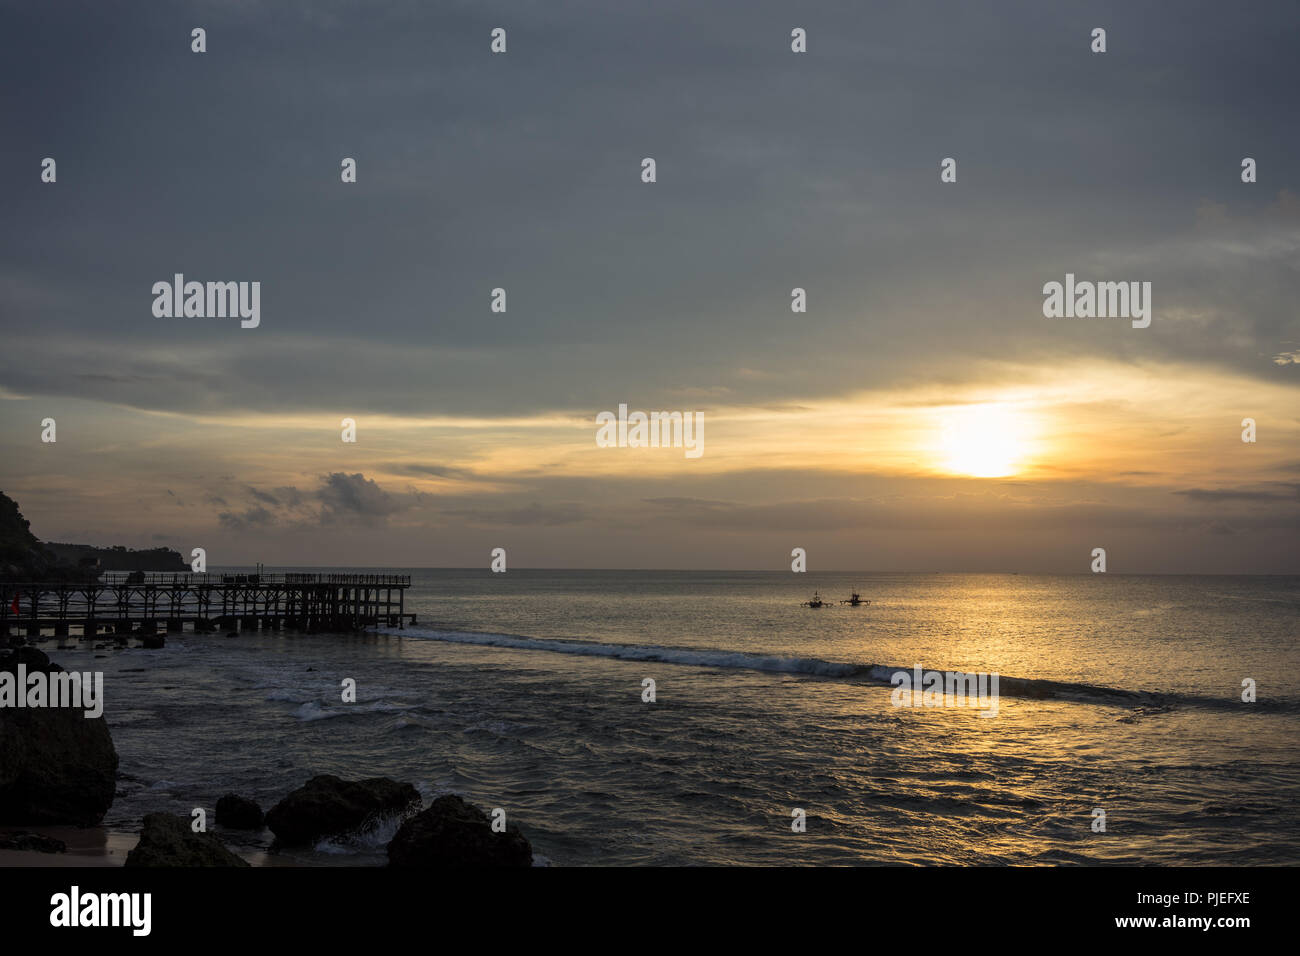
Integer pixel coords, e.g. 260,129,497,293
194,566,1300,577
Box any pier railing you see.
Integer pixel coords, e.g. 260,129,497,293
0,572,413,638
94,571,411,587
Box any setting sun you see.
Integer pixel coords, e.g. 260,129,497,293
935,404,1035,477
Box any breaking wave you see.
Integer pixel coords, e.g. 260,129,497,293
388,625,1297,713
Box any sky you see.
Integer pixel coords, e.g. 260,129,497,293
1,0,1297,572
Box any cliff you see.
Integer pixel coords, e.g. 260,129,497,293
0,491,185,580
43,543,188,572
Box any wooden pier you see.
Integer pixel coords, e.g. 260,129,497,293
0,572,413,640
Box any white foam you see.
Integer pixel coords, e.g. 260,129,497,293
291,699,409,721
293,701,341,721
389,626,868,678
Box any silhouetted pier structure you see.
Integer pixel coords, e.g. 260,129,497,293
0,572,413,640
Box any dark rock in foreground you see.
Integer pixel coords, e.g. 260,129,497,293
0,647,118,826
266,774,420,845
215,793,264,829
124,813,249,867
387,795,533,867
0,830,66,853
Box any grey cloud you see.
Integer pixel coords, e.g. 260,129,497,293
215,474,411,527
316,472,407,523
219,506,277,531
0,0,1295,420
246,486,280,506
384,463,479,480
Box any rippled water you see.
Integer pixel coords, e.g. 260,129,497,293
52,570,1300,865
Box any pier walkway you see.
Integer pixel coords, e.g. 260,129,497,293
0,572,413,639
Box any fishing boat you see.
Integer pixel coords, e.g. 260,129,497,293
840,591,869,606
801,590,826,608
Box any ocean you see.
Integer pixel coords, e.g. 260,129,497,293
51,570,1300,866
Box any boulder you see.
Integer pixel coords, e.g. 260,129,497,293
0,647,118,825
387,794,532,867
265,775,420,845
124,813,249,867
215,793,264,829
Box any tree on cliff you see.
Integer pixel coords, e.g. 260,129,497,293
0,491,54,580
0,491,40,563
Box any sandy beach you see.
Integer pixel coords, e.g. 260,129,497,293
0,826,132,867
0,825,289,867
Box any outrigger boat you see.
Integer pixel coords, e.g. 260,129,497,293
801,590,826,608
840,591,869,606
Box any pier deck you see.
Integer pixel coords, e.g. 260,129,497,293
0,572,413,639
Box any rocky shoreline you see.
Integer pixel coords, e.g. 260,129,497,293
2,646,536,867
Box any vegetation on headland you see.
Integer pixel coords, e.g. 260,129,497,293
0,491,185,582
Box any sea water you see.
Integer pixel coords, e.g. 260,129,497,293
47,570,1300,865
